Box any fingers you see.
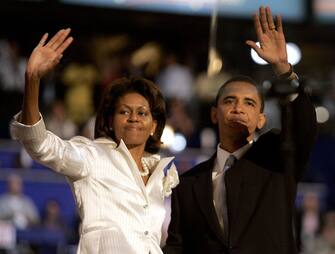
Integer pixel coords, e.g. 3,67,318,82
245,40,262,55
43,28,73,57
46,28,71,50
56,37,73,55
253,13,263,40
257,6,277,33
45,29,65,48
276,15,283,33
259,6,270,32
265,6,276,31
37,33,49,47
55,54,63,64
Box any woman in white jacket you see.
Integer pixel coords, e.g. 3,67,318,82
11,28,179,254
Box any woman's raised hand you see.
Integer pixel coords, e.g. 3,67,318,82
26,28,73,79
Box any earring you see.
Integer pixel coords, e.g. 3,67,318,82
150,132,154,136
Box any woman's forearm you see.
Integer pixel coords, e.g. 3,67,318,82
21,71,41,125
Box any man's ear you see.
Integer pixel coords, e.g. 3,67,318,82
257,113,266,129
211,106,218,124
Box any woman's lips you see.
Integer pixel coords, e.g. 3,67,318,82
125,126,142,131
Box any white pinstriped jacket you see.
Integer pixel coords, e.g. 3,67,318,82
11,114,178,254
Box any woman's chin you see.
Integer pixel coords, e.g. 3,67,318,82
123,139,147,149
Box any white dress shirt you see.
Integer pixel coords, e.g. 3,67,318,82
212,142,253,229
11,114,178,254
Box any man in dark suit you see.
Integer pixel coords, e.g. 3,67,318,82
163,6,317,254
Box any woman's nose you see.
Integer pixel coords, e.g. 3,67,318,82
127,112,138,122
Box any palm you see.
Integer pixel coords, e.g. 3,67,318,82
28,47,61,78
246,6,288,66
27,29,73,79
256,27,287,65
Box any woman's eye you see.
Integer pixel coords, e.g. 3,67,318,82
138,111,148,117
120,110,129,115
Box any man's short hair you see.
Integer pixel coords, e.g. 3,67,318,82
214,75,265,112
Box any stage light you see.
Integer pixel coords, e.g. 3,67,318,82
170,133,187,153
161,125,175,147
315,106,329,123
251,42,301,65
286,43,301,65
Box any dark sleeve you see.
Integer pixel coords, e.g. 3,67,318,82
163,187,183,254
286,87,317,180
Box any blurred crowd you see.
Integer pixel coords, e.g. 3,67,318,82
0,35,223,149
1,32,335,253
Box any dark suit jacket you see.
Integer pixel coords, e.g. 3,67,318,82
164,91,317,254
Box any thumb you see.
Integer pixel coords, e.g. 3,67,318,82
245,40,263,56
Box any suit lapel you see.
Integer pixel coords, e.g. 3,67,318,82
227,158,271,245
192,156,226,244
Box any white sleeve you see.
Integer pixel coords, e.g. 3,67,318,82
10,112,91,180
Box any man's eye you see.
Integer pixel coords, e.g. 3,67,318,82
246,101,255,107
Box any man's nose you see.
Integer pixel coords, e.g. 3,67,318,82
232,102,243,113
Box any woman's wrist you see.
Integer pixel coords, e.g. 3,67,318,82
25,69,41,82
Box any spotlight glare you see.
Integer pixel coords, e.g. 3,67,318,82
161,125,175,147
251,42,302,66
170,133,187,153
315,106,329,123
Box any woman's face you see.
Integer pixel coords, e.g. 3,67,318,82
110,92,157,150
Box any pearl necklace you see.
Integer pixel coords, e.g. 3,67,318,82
140,158,150,177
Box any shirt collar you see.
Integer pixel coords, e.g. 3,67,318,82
94,137,164,173
215,140,253,173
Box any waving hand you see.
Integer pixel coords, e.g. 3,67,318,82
246,6,290,75
27,28,73,79
22,28,73,125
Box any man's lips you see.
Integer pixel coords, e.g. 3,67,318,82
227,116,247,126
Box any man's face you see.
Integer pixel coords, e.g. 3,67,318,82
211,81,266,142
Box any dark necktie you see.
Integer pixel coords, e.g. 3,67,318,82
222,155,236,243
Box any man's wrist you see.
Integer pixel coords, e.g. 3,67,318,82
278,63,293,79
277,63,299,81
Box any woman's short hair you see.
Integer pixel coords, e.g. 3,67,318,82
94,77,166,154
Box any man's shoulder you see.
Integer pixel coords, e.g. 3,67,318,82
254,129,281,147
180,155,215,178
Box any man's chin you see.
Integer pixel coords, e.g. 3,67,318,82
226,123,250,138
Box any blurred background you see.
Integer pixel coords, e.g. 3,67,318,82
1,0,335,253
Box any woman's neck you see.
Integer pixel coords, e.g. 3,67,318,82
127,144,146,165
128,144,150,185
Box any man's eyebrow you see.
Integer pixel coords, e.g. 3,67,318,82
245,97,257,104
222,95,237,100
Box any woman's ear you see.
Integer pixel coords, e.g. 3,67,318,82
109,117,114,131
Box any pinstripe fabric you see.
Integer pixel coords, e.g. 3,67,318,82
11,113,176,254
